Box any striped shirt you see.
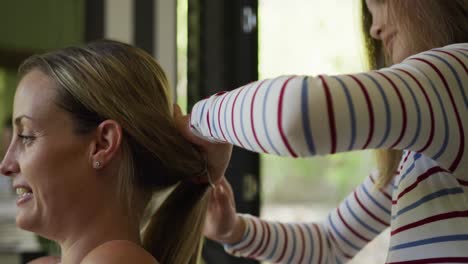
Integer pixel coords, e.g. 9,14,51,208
190,43,468,263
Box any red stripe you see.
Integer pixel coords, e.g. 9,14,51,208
256,221,271,257
458,179,468,186
214,91,228,96
248,220,266,257
250,80,269,153
297,225,306,264
397,151,412,175
231,88,246,148
327,230,353,259
189,115,194,131
354,191,389,226
391,210,468,236
434,49,468,74
369,174,392,200
387,257,468,264
394,166,446,203
233,218,257,255
278,77,298,157
206,111,213,137
217,95,228,141
375,71,407,148
275,223,289,263
313,224,324,264
411,58,464,172
348,75,375,149
393,151,413,191
401,151,412,165
395,68,435,153
319,75,337,153
337,207,370,242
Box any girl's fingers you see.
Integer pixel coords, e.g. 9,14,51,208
221,177,236,207
173,106,206,146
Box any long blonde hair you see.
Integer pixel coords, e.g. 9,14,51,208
19,40,209,264
361,0,468,188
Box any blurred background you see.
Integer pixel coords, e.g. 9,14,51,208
0,0,388,263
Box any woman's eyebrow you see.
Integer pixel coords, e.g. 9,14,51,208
14,115,34,127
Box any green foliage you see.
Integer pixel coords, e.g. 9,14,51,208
258,0,372,206
261,151,374,204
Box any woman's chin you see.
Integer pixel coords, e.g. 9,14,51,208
16,210,39,232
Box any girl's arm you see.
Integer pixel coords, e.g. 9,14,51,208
190,44,467,176
224,172,392,263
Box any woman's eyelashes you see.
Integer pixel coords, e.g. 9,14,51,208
17,134,36,146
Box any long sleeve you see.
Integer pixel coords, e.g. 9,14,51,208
190,44,468,178
224,172,393,263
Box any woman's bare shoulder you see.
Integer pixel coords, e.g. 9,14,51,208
28,256,61,264
81,240,159,264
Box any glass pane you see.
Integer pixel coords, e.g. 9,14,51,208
258,0,389,263
176,0,188,111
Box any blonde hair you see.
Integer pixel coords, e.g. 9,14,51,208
361,0,468,188
19,40,209,264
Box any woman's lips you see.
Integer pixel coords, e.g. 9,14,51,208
15,186,34,206
16,192,33,206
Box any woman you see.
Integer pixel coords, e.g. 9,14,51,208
0,40,226,264
179,0,468,263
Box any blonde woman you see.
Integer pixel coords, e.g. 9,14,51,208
0,40,230,264
179,0,468,263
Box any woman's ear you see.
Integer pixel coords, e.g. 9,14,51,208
89,120,123,169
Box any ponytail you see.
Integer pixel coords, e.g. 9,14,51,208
143,181,210,264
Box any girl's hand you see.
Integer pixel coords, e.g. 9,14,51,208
204,177,246,244
173,104,233,184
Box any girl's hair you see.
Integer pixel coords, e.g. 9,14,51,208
361,0,468,188
18,40,209,264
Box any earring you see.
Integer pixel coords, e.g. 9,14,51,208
94,161,101,169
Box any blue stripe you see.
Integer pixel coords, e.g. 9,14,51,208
345,200,379,235
224,218,251,250
331,76,357,150
304,224,315,263
286,224,296,263
434,47,468,58
266,224,279,260
414,68,450,160
452,49,468,59
390,234,468,251
426,53,467,108
336,256,343,264
328,215,361,251
391,172,398,190
361,184,391,215
198,99,208,127
262,79,281,155
222,90,237,145
392,187,464,219
388,71,421,150
363,73,391,148
239,85,256,151
398,152,422,184
210,95,222,138
392,179,398,190
301,77,317,155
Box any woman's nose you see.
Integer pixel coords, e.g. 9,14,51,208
0,153,19,177
370,22,383,40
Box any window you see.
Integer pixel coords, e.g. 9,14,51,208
259,0,389,263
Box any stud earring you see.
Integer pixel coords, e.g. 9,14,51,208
94,161,101,169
